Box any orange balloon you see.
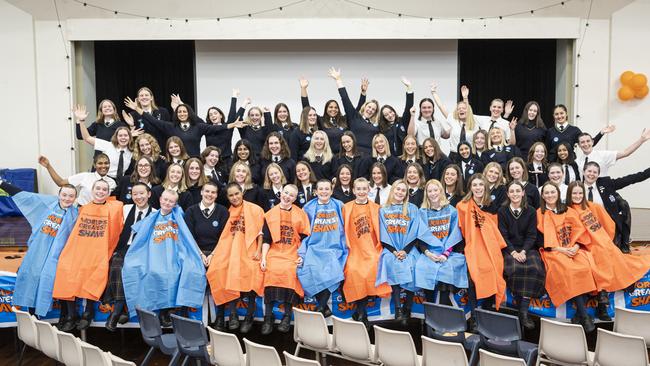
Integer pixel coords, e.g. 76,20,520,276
618,86,635,101
634,85,649,99
620,71,635,85
630,73,647,90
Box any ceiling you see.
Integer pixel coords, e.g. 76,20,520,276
7,0,635,21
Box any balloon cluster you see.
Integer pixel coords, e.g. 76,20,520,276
618,71,648,101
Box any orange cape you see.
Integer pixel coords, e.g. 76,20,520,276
537,207,597,306
262,205,311,297
342,201,392,303
52,200,124,301
572,202,650,292
207,201,265,305
456,199,506,309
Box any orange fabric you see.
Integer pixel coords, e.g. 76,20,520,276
52,200,124,301
537,207,598,306
262,205,311,297
572,202,650,292
207,202,265,305
456,199,506,309
342,201,392,303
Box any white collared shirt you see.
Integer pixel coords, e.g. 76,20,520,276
584,183,603,205
94,139,133,178
68,172,117,205
475,115,511,141
575,149,617,177
199,201,215,215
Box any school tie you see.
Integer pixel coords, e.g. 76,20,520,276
559,125,565,132
460,123,467,143
116,151,125,181
203,208,210,217
273,156,280,163
406,159,414,165
129,211,143,243
378,157,385,164
409,188,415,196
306,186,312,199
427,120,435,139
496,146,502,152
513,209,520,217
588,186,594,202
564,164,570,185
275,191,281,199
343,189,350,196
375,187,381,204
181,122,190,131
212,169,218,179
489,120,497,130
315,155,322,163
584,156,589,168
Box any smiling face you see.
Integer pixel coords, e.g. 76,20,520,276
548,166,563,184
160,190,178,214
236,144,250,160
426,182,441,206
470,178,485,199
316,181,333,201
136,158,152,179
404,138,417,156
533,145,546,162
138,138,152,156
94,156,110,176
276,105,289,123
490,100,503,119
248,108,262,124
583,165,600,184
137,89,152,108
168,142,181,158
508,162,524,181
176,106,189,122
571,185,585,205
392,182,408,203
307,109,318,126
92,180,110,202
371,166,383,185
484,165,501,184
527,104,538,120
338,168,352,186
553,106,567,124
456,102,468,120
296,163,310,183
227,186,243,206
489,128,503,146
507,183,523,205
556,144,569,161
459,145,471,159
362,102,378,119
444,168,458,186
205,150,219,167
100,100,115,118
420,100,434,120
312,132,325,151
406,166,419,185
234,165,248,184
58,187,77,208
187,161,201,181
353,180,370,200
326,101,339,118
474,132,486,150
280,185,298,206
423,140,435,158
208,108,223,124
374,137,387,155
267,166,282,185
578,135,594,153
341,135,354,153
542,184,559,206
268,136,282,155
201,184,217,206
381,106,396,123
131,184,151,208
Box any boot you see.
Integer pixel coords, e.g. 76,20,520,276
117,312,129,324
399,306,410,327
76,311,93,331
60,316,78,333
228,313,240,331
239,314,254,334
105,311,120,332
260,315,274,335
159,310,172,327
596,303,612,321
359,314,370,330
580,315,596,333
277,314,291,333
214,316,226,331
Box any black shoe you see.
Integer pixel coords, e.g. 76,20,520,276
60,317,77,333
117,312,129,324
318,306,332,318
580,315,596,333
519,312,535,330
620,245,631,254
215,317,226,331
596,304,612,322
160,312,172,328
260,315,274,335
359,314,370,330
399,307,410,327
352,311,360,321
76,312,93,331
228,314,240,331
105,312,120,332
468,317,478,333
277,314,291,333
240,315,254,334
570,315,580,324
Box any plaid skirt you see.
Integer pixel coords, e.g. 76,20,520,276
263,286,301,305
504,250,546,298
102,252,126,303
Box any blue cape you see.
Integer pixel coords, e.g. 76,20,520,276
414,206,468,290
11,192,78,316
122,206,206,317
297,198,348,297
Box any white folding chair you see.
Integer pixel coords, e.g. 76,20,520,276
593,328,649,366
373,325,422,366
56,330,83,366
80,341,112,366
331,316,378,365
292,308,335,361
479,349,527,366
421,336,468,366
243,338,282,366
284,350,321,366
33,319,60,362
107,352,137,366
13,307,39,365
614,306,650,347
536,318,594,366
207,326,246,366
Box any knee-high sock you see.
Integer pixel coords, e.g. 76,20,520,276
228,300,238,316
83,300,95,318
467,280,478,311
403,290,414,311
439,289,452,306
216,304,225,318
246,293,256,317
315,289,331,309
391,285,402,310
423,289,436,303
356,297,369,317
519,297,531,314
283,302,293,318
573,295,588,317
112,301,125,316
264,301,274,316
481,295,495,310
66,300,78,319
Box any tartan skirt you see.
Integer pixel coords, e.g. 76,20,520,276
263,286,302,305
504,249,546,298
102,252,126,303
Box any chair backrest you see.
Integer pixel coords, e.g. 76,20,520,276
479,349,526,366
170,314,209,353
292,308,330,349
538,318,590,364
423,302,467,334
593,328,649,366
207,326,245,366
80,342,112,366
421,336,468,366
107,352,137,366
283,350,321,366
34,319,60,361
374,325,420,366
243,338,282,366
613,306,650,346
56,330,83,366
136,308,163,345
474,308,521,342
332,316,373,361
13,307,38,349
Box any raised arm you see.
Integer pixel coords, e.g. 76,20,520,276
431,82,451,138
74,105,96,146
355,77,369,110
299,76,311,108
227,89,239,123
407,106,417,136
38,156,68,187
617,128,650,160
329,67,359,120
399,77,415,123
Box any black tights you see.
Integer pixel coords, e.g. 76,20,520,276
112,300,125,316
228,292,257,317
264,301,293,318
315,289,331,310
467,279,494,311
423,288,453,306
572,295,588,318
355,297,369,317
391,285,414,311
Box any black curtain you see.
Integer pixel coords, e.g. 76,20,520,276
458,39,557,128
94,40,196,116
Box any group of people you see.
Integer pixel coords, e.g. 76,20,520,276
5,68,650,337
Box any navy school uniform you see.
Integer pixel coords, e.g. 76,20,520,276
458,159,485,188
238,111,273,157
288,130,312,161
186,184,203,207
528,163,549,188
332,154,372,180
488,184,507,208
407,187,424,207
261,188,281,212
396,158,420,181
129,108,171,154
481,145,521,170
259,157,297,185
422,156,452,181
383,92,414,157
204,97,244,161
372,156,401,183
332,186,354,204
338,87,379,155
546,126,603,161
227,158,263,186
295,183,314,208
150,185,193,210
75,120,129,157
522,182,540,209
115,176,156,206
305,159,334,181
184,203,229,253
242,185,263,207
514,123,546,158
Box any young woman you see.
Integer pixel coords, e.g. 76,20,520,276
567,182,650,321
164,136,190,166
506,157,541,209
230,139,262,184
371,134,401,183
456,174,507,314
368,163,392,205
414,179,467,306
134,133,167,180
204,89,246,161
53,179,124,331
378,78,414,157
151,163,192,210
332,164,354,204
553,142,580,185
129,87,171,150
237,102,273,157
376,179,427,326
420,137,451,181
537,182,598,332
408,84,451,152
497,181,545,330
514,101,546,158
472,129,489,160
298,179,347,317
544,163,568,201
397,135,421,177
482,127,520,170
404,163,425,206
483,162,507,208
333,131,371,180
441,164,464,207
289,106,319,161
329,68,380,154
261,163,287,212
184,158,210,206
342,178,391,327
116,156,160,205
435,86,479,156
259,132,297,184
454,141,484,187
74,99,128,156
303,130,334,181
527,142,549,187
201,146,228,192
228,161,261,207
545,104,607,161
295,160,317,208
207,183,265,333
269,102,297,141
260,184,311,334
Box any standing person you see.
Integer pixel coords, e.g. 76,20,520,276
537,182,598,332
545,104,609,161
420,137,451,181
575,129,650,178
527,142,548,188
375,179,427,326
128,87,171,150
103,183,155,331
260,184,311,335
481,127,520,170
506,157,540,209
74,99,128,157
151,163,192,210
543,163,569,201
404,163,426,207
454,141,484,187
115,156,160,205
289,106,320,161
414,179,467,306
163,136,191,166
397,135,422,177
378,78,414,157
203,89,245,162
201,146,228,194
269,102,297,141
207,183,265,333
133,133,167,180
472,129,490,160
260,163,287,212
553,142,580,185
259,132,297,184
409,83,450,153
368,163,391,206
370,134,401,183
302,130,334,181
184,158,210,206
467,93,515,143
295,161,317,208
436,86,480,156
333,131,372,180
514,101,546,158
332,164,355,204
441,164,464,207
483,162,507,208
342,178,392,327
237,102,273,157
53,180,124,331
0,180,78,317
228,161,262,207
497,181,545,330
298,179,348,317
229,139,262,184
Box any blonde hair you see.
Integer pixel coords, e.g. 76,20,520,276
162,163,188,192
136,87,159,111
359,99,380,123
487,127,505,149
304,130,333,164
95,99,120,123
462,173,492,206
371,134,391,158
245,106,264,126
229,161,254,190
134,133,161,161
399,135,421,161
110,126,134,151
421,179,449,209
263,163,287,190
385,179,410,216
453,101,476,131
483,162,505,188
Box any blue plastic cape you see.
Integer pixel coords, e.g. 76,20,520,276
122,206,206,317
297,199,348,297
11,191,78,316
414,206,468,290
375,203,427,292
